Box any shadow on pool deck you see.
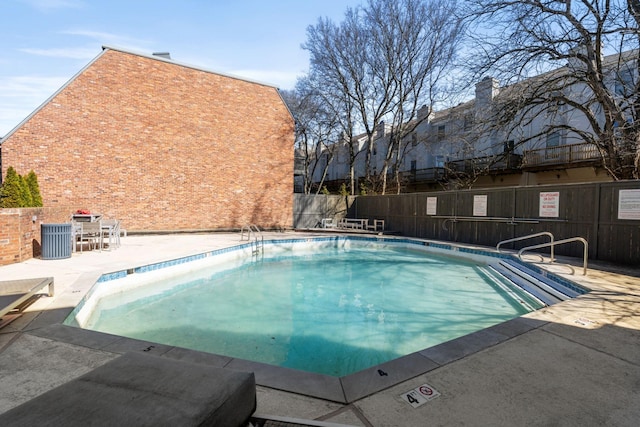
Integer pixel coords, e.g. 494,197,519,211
1,232,639,426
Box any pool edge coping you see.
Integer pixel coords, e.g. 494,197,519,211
25,313,550,404
49,235,586,404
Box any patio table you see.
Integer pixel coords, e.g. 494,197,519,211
72,213,103,222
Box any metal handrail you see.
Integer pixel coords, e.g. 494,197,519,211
497,232,555,261
240,224,263,253
240,225,252,241
517,237,589,275
240,224,261,240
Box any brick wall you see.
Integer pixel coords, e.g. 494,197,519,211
0,207,71,265
1,47,294,233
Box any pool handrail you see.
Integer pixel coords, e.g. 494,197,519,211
240,224,263,253
497,232,555,261
240,224,257,241
517,237,589,275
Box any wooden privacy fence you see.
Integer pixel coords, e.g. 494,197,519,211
294,181,640,265
293,194,355,229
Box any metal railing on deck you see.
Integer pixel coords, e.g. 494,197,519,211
498,232,588,275
497,232,555,261
518,237,589,275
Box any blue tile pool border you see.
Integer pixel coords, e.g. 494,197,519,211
93,236,588,296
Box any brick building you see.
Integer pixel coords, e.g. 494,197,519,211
0,46,294,232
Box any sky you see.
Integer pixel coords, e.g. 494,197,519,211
0,0,364,137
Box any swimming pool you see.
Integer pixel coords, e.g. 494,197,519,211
65,237,581,379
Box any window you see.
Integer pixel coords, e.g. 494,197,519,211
615,70,634,97
435,155,446,168
503,140,515,154
411,134,418,147
437,125,445,141
546,132,560,148
463,114,472,131
545,132,561,159
410,160,417,172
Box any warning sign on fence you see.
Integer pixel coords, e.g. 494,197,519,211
539,191,560,218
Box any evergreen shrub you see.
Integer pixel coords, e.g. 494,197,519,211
0,167,43,208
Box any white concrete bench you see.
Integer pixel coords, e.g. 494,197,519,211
337,218,368,229
321,218,336,228
366,219,385,231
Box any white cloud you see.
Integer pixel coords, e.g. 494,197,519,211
19,46,97,60
21,0,85,12
62,29,150,48
0,75,67,96
17,29,151,61
0,106,33,137
0,75,68,136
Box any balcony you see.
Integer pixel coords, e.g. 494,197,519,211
445,153,522,177
522,142,602,170
401,167,447,184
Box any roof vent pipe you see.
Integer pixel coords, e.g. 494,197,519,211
152,52,171,60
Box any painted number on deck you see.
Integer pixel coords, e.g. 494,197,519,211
400,383,440,408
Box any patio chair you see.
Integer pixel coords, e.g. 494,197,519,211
77,221,103,252
101,219,121,249
71,221,83,252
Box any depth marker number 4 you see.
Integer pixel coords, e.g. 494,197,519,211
400,383,440,408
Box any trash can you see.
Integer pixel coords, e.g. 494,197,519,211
41,223,72,260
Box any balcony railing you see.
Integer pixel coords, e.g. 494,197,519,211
522,142,602,168
401,167,446,183
445,153,522,175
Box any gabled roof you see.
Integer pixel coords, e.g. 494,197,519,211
486,48,638,103
1,45,281,141
426,49,638,125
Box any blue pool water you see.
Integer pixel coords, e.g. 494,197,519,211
73,241,543,376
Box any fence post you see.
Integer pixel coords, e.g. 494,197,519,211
592,183,600,260
413,195,426,237
511,187,518,243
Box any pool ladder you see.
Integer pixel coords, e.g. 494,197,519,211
240,224,263,254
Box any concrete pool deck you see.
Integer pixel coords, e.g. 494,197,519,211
0,231,639,426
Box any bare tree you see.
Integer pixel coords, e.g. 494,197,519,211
463,0,640,180
281,80,343,194
365,0,463,194
303,0,464,194
302,15,364,194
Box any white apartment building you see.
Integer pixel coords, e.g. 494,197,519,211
302,49,635,193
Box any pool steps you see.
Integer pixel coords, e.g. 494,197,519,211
490,259,580,306
476,265,542,312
